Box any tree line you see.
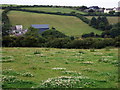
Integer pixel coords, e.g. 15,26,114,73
2,27,120,48
2,5,120,16
89,16,110,30
2,9,11,36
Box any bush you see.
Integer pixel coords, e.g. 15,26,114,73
90,49,96,52
41,29,67,39
45,38,71,48
34,51,41,54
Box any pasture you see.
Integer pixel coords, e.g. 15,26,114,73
86,16,119,24
7,11,102,36
2,47,118,88
21,7,87,15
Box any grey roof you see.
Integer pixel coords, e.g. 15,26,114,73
31,24,49,29
89,6,99,9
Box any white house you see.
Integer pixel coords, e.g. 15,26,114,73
11,25,27,36
104,8,114,13
113,7,120,12
15,25,23,30
104,7,120,13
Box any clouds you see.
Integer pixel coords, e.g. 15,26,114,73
0,0,119,8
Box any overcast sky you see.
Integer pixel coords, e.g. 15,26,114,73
0,0,120,8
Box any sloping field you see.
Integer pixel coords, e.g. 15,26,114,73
21,7,87,15
86,16,119,24
8,11,102,36
2,48,118,88
0,4,18,7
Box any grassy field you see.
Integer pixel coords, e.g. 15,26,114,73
7,11,102,36
2,47,118,88
86,16,119,24
0,4,18,7
21,7,87,15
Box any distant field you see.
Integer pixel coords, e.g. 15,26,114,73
86,16,119,24
8,11,102,36
0,4,18,7
21,7,87,15
2,47,118,88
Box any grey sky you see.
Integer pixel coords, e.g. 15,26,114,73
0,0,119,8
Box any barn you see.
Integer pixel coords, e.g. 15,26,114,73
31,24,49,33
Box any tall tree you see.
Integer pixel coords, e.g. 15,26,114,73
89,17,97,28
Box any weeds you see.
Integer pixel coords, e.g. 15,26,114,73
34,51,41,54
62,71,81,76
38,76,98,88
1,56,14,63
78,51,85,54
105,47,111,51
22,72,34,77
90,49,96,52
52,67,66,70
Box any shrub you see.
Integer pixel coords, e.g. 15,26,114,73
78,51,85,54
90,49,96,52
34,51,41,54
105,47,111,51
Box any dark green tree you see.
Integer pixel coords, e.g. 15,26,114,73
89,17,97,28
41,29,67,39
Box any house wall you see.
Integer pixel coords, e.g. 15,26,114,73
15,25,23,30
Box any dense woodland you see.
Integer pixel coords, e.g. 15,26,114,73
1,5,120,48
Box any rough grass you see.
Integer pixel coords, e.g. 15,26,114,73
86,16,119,24
2,47,118,88
21,7,87,15
7,11,102,36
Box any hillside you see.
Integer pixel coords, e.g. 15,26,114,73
8,11,102,36
86,16,119,24
21,7,87,15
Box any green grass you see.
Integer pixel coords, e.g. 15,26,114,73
86,16,119,24
2,47,118,88
8,11,102,36
21,7,87,15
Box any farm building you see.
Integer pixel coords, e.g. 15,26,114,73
84,6,104,12
31,24,49,33
89,6,100,10
11,25,28,36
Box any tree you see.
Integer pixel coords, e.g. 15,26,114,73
25,27,40,37
102,16,109,26
23,27,46,47
109,11,115,15
88,9,95,13
41,29,67,39
76,6,88,11
109,27,120,38
115,35,120,47
2,9,11,36
45,38,71,48
98,22,106,30
96,16,109,30
89,17,97,28
70,11,76,15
